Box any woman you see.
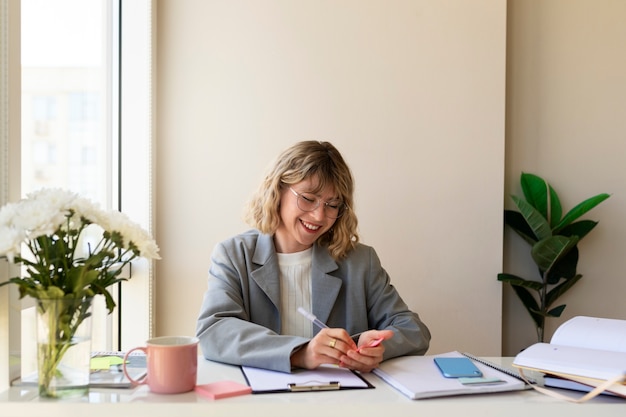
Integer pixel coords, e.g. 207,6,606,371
196,141,430,373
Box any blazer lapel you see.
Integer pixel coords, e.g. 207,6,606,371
249,236,342,327
311,244,342,326
250,234,281,309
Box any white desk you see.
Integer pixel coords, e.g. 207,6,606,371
1,358,623,417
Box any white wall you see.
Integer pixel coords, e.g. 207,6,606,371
503,0,626,354
155,0,507,355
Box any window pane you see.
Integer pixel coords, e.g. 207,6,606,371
21,0,114,205
20,0,118,372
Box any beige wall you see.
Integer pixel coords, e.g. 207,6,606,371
155,0,507,355
503,0,626,354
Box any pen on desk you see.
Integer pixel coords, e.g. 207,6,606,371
297,307,329,330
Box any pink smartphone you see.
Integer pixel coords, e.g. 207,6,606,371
356,337,384,353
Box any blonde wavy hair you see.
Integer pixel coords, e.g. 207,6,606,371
244,141,359,260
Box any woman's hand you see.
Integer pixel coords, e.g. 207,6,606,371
339,329,394,373
291,328,394,373
290,328,357,369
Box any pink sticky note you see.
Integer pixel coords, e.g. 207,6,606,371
195,381,252,400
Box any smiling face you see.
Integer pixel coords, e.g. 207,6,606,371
273,177,340,254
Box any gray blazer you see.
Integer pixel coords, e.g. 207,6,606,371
196,230,430,373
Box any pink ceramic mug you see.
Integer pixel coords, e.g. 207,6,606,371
123,336,199,394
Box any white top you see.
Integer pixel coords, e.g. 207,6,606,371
277,248,313,338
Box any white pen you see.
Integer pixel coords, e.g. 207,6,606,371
297,307,329,330
297,307,385,351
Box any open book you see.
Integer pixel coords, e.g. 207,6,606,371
513,316,626,398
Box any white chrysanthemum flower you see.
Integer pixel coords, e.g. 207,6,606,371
26,188,77,215
121,221,161,259
97,209,161,259
0,201,19,227
9,188,78,239
0,202,30,262
14,200,68,239
0,188,160,302
0,226,23,263
70,194,105,228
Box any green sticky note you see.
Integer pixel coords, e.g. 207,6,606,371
458,377,505,385
90,356,125,370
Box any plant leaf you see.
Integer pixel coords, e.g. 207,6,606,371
531,235,579,275
67,267,99,294
547,304,567,317
511,195,552,241
545,246,579,284
545,274,582,308
520,172,562,228
497,273,543,291
99,288,117,314
558,220,598,240
498,273,544,329
553,193,610,233
504,210,538,244
509,285,543,329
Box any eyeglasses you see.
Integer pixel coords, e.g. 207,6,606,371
288,187,347,219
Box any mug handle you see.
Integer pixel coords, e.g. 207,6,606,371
123,347,148,385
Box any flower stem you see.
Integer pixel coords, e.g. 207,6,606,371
37,297,91,397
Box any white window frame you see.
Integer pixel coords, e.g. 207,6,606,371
1,0,22,390
0,0,155,388
117,0,156,350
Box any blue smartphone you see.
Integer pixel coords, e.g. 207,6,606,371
433,357,483,378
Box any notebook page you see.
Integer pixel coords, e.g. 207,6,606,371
551,316,626,352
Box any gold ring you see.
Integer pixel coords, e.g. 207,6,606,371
329,339,336,349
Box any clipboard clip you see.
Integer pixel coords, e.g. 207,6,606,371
288,381,341,391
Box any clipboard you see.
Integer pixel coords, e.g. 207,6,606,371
241,364,373,393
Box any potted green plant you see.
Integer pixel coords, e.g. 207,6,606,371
498,172,610,343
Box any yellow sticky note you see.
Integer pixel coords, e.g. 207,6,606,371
90,356,125,370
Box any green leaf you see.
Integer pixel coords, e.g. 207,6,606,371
545,246,579,284
558,220,598,240
553,193,610,233
520,172,562,228
509,285,543,329
511,195,552,241
531,235,579,274
545,274,582,308
67,267,100,294
99,288,117,314
504,210,538,245
497,273,543,291
547,304,566,317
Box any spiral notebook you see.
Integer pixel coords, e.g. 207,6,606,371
372,351,531,400
462,352,536,384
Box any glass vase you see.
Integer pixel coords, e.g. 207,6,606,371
36,297,93,398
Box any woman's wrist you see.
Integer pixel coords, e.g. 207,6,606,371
290,343,308,369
